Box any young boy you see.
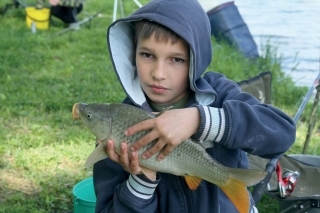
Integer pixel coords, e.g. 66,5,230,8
93,0,296,212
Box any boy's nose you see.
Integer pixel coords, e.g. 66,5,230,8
152,61,166,80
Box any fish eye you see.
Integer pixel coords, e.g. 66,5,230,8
87,114,92,119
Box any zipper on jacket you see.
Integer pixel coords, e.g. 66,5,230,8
176,176,193,213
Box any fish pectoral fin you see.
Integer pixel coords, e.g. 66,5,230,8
220,178,249,213
184,176,202,190
140,166,157,181
85,143,108,168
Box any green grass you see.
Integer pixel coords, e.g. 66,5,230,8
0,0,319,212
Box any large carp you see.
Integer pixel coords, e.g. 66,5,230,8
72,103,266,213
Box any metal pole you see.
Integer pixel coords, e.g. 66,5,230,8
133,0,143,7
119,0,124,18
113,0,118,22
113,0,142,22
50,13,99,38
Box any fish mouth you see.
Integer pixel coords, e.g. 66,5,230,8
72,103,81,120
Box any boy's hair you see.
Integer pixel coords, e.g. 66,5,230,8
134,20,181,44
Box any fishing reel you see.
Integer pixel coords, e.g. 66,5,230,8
276,162,300,198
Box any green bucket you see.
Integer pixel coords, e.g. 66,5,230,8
73,177,96,213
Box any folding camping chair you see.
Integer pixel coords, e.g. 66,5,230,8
249,154,320,213
239,71,320,213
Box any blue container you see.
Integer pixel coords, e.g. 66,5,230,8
73,177,96,213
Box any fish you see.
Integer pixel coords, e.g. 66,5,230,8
72,103,267,213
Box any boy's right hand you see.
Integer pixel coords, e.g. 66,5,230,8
106,140,141,174
106,139,154,176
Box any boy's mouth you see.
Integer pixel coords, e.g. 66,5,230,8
150,85,168,94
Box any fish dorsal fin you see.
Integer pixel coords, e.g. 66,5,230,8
85,142,108,168
141,166,157,181
184,176,202,190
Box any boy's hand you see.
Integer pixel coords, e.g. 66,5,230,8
106,140,142,175
49,0,60,6
126,107,200,161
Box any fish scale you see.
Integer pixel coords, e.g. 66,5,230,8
110,108,154,154
72,103,267,213
111,107,228,182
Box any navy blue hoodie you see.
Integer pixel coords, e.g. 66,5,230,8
93,0,296,212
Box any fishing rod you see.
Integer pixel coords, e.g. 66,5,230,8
252,55,320,204
293,71,320,124
50,12,100,38
293,51,320,123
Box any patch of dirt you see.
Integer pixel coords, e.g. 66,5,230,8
0,169,41,199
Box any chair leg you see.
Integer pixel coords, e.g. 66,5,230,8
13,0,20,8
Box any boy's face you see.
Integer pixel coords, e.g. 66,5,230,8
135,33,190,106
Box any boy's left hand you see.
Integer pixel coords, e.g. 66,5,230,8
126,107,200,161
49,0,60,6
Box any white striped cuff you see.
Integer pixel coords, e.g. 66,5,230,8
126,174,158,200
195,106,226,143
251,206,259,213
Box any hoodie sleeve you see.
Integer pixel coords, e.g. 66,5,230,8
193,72,296,159
93,158,160,213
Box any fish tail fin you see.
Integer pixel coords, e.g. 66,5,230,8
220,178,250,213
220,168,266,213
85,143,108,168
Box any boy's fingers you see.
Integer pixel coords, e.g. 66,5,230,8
131,130,157,151
125,119,154,136
142,139,166,159
119,142,129,168
106,140,120,162
157,144,175,161
129,151,141,174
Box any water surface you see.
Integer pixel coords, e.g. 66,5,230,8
236,0,320,86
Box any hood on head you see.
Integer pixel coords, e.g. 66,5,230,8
107,0,216,106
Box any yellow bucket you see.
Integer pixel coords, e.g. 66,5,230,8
25,7,50,30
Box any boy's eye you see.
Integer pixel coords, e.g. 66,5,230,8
141,52,153,58
172,57,184,63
